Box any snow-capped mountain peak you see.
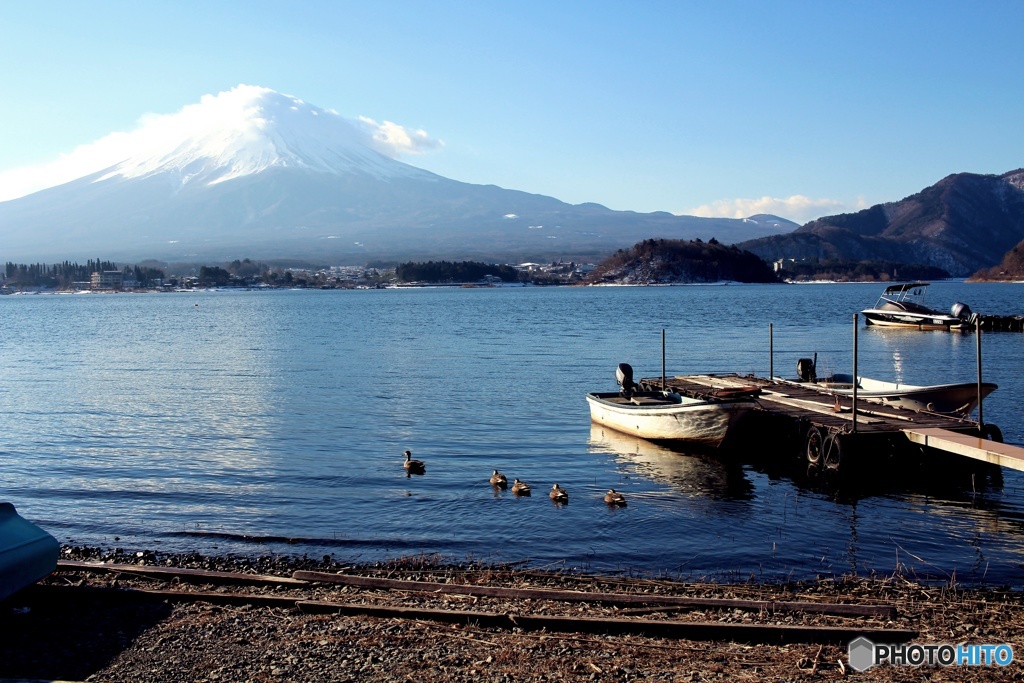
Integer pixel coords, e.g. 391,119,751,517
97,85,429,186
0,85,791,265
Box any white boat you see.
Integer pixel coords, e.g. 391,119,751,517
785,359,996,416
860,282,975,330
812,374,995,416
586,364,760,447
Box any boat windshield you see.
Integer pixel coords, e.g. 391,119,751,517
874,282,931,309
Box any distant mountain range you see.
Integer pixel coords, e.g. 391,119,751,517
0,85,794,265
739,170,1024,278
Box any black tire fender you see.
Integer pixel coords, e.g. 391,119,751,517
824,433,843,471
983,424,1004,443
805,426,824,464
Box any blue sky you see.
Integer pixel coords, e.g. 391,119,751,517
1,1,1022,222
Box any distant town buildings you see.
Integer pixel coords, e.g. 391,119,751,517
1,260,599,293
90,271,124,291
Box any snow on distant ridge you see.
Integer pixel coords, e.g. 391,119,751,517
0,85,442,201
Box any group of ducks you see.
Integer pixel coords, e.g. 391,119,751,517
402,450,626,506
489,470,627,506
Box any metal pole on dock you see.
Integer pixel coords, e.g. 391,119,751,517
852,314,858,433
661,328,666,392
976,317,984,427
769,323,773,382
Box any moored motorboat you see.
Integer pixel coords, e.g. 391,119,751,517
586,363,760,447
810,374,994,416
860,282,975,330
783,358,996,416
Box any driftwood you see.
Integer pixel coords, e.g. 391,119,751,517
57,560,309,586
27,582,917,645
296,598,916,645
29,584,302,609
292,570,896,619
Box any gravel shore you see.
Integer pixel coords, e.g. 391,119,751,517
1,546,1022,682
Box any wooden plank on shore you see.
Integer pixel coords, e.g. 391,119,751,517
57,560,309,586
297,599,916,644
903,428,1024,472
29,583,304,608
25,584,915,645
292,571,896,618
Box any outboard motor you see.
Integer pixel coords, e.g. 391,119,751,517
951,302,972,320
616,362,637,398
796,357,817,383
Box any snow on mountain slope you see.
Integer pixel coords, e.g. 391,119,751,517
94,85,432,188
0,85,794,263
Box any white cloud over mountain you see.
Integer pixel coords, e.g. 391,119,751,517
357,116,444,156
0,85,443,202
688,195,869,224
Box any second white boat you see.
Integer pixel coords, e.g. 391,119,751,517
782,357,997,416
586,364,760,448
803,373,995,416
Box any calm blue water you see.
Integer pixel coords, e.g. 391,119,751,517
2,282,1023,584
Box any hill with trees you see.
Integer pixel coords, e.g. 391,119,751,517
395,261,521,283
585,238,778,285
969,238,1024,281
739,170,1024,277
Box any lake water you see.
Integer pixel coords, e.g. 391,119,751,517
2,281,1023,584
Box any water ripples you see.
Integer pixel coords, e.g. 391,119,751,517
2,283,1024,583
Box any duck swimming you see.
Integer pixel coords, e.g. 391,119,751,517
604,489,626,506
549,483,568,503
403,450,425,474
511,478,531,496
489,470,508,488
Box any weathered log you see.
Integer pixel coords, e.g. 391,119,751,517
292,571,896,619
29,583,302,608
57,560,309,586
27,583,917,645
297,599,916,645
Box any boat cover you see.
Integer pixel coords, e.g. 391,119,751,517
0,502,59,603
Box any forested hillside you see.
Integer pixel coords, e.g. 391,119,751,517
585,238,777,285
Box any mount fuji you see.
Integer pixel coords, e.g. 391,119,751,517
0,85,795,264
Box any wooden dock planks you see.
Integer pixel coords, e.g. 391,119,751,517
634,373,1024,470
646,374,982,437
903,428,1024,472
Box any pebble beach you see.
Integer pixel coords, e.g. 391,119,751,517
1,546,1022,682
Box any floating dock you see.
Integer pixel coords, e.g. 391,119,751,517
902,428,1024,471
638,374,1022,473
975,314,1024,333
